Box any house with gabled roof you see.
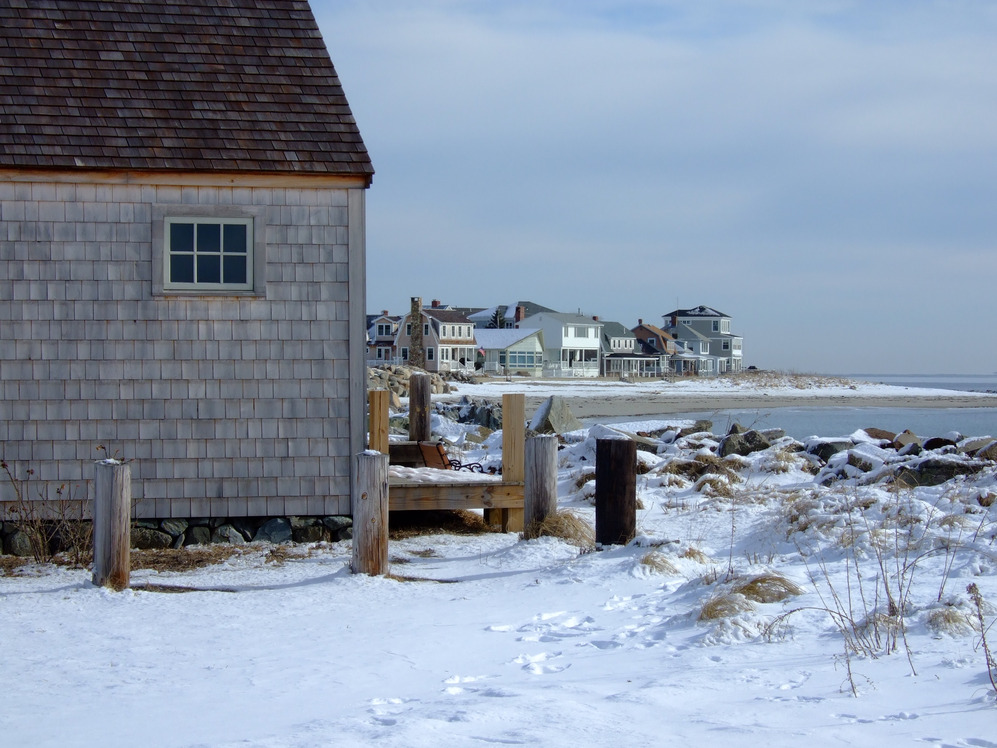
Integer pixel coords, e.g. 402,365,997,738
598,320,657,378
474,327,545,376
664,306,743,374
520,312,602,377
0,0,373,522
395,306,478,374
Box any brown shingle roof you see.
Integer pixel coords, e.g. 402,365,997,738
0,0,373,181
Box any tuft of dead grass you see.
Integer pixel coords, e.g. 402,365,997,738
680,546,711,564
640,550,679,575
731,573,803,604
699,592,755,621
524,510,595,548
694,475,735,498
926,605,977,637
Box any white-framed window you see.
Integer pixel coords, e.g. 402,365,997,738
712,321,720,332
427,348,435,361
722,340,730,350
152,205,265,296
401,347,409,360
376,323,392,337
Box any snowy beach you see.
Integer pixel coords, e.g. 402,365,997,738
3,374,997,747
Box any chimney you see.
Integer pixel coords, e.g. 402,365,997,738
592,316,599,322
431,299,441,308
515,305,525,323
409,296,425,369
638,318,643,326
382,309,389,316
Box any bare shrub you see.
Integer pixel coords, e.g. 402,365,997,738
925,605,976,637
967,583,997,695
681,546,711,564
694,475,735,498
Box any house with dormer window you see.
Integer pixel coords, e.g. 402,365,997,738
520,312,603,377
0,0,373,521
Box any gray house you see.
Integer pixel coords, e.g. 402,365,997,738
0,1,373,520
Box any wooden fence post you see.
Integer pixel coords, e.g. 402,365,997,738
595,438,636,546
368,389,390,453
92,460,131,590
351,451,390,575
408,373,432,443
485,393,525,532
523,435,558,539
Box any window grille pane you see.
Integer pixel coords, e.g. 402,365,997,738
224,224,247,253
198,223,221,253
171,223,194,252
171,254,194,283
223,255,247,284
197,254,221,283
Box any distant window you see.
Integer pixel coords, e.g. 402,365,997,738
712,321,720,332
427,348,435,361
401,347,409,360
377,323,392,337
722,340,730,350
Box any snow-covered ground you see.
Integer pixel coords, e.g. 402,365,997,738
3,388,997,747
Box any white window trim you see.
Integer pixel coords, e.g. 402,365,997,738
152,204,266,297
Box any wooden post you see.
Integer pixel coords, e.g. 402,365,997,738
486,393,526,532
408,373,432,443
351,451,390,575
523,435,558,539
92,460,131,590
595,438,636,546
368,389,390,453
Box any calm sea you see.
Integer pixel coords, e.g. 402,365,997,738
602,374,997,442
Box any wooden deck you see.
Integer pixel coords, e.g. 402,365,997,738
369,389,526,531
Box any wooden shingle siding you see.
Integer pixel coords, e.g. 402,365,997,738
0,178,360,518
0,0,373,180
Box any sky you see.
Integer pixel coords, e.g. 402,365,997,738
312,1,997,375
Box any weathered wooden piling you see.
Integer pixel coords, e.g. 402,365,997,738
523,435,558,539
92,460,131,590
485,392,525,532
351,451,390,575
368,389,390,454
595,438,636,546
408,372,432,443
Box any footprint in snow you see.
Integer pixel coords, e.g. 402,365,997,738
513,651,571,674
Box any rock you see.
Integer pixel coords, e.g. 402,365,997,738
254,518,292,543
3,528,34,557
184,525,212,546
322,516,353,532
974,440,997,461
923,436,957,451
292,523,328,543
893,458,984,487
727,423,747,435
760,428,786,441
211,524,246,545
958,437,995,456
529,396,583,435
131,526,173,550
893,430,922,451
160,519,188,538
861,427,897,442
718,429,771,457
806,439,853,462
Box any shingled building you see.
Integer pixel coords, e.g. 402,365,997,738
0,0,373,520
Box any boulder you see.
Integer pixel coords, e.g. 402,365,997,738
3,528,34,557
806,439,853,463
529,396,583,435
254,518,292,543
861,427,897,442
184,525,212,546
923,436,957,452
974,440,997,461
679,420,713,437
894,458,984,487
160,519,189,538
211,524,246,545
893,430,922,451
718,429,771,457
292,523,328,544
131,526,173,550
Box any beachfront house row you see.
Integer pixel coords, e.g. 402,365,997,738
395,307,478,374
0,0,373,520
664,306,743,374
473,327,545,376
520,312,603,377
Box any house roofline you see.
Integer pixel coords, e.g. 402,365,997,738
0,167,372,189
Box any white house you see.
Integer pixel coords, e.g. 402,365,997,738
474,328,545,376
520,312,602,378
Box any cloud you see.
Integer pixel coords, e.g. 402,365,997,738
316,0,997,373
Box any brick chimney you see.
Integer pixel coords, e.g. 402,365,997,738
431,299,441,308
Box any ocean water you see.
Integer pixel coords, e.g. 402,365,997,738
846,373,997,394
598,374,997,441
